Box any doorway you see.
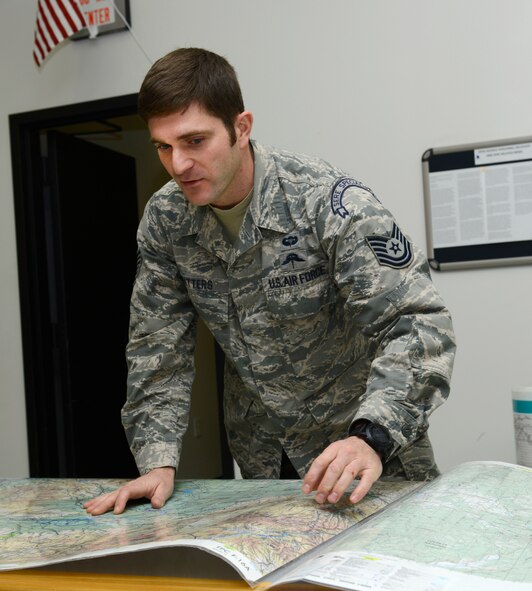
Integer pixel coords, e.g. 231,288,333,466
9,94,232,479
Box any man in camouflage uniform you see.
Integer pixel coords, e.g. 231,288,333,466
84,48,455,516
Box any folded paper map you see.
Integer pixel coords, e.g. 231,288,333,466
0,461,530,590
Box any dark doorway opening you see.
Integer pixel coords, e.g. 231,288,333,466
10,95,233,479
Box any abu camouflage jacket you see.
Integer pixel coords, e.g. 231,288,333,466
122,141,456,480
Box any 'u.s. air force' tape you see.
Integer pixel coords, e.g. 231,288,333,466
366,223,413,268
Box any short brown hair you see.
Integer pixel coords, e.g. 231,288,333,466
138,47,244,144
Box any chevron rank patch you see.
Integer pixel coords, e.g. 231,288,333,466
366,223,413,268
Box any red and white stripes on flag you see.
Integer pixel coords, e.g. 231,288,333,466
33,0,88,67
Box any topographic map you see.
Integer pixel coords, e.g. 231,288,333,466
1,463,530,590
281,461,532,591
0,477,419,584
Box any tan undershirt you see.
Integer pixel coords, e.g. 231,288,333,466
209,189,254,244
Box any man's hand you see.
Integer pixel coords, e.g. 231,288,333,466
302,436,383,505
83,467,176,516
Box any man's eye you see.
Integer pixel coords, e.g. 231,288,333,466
155,144,170,152
189,138,203,146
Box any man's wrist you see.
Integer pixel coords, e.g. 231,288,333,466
142,465,176,477
348,420,394,463
151,466,176,476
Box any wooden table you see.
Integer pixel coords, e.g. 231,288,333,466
0,570,320,590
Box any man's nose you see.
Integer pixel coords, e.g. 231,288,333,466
171,150,193,176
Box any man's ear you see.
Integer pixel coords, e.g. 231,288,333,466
235,111,253,146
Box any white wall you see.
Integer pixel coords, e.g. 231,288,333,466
1,0,531,476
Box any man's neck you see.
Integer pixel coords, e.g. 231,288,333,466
211,142,254,210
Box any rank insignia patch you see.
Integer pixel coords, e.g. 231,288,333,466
366,223,413,268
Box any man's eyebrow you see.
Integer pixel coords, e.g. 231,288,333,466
150,130,212,144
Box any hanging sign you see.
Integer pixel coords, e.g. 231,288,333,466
72,0,130,40
80,0,115,37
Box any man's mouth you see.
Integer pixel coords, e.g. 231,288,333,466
180,178,203,189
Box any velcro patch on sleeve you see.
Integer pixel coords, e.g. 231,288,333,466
366,223,413,268
330,177,376,218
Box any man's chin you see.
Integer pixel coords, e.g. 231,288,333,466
177,183,212,206
182,191,216,207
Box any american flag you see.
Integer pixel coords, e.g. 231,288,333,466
33,0,88,67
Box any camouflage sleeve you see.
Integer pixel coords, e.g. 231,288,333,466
121,200,197,475
315,181,456,457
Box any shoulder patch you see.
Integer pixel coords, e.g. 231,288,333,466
366,223,413,269
330,177,376,218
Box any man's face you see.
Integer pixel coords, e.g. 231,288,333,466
148,103,253,209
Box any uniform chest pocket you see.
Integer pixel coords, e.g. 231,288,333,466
262,272,336,363
263,275,334,320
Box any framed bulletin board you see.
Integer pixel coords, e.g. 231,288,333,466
422,136,532,270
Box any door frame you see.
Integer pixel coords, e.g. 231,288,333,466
10,94,139,476
9,95,233,478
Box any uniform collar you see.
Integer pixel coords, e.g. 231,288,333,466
179,141,295,264
248,140,294,234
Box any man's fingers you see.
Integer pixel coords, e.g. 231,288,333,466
84,491,120,516
349,470,375,504
111,472,174,512
302,448,338,494
84,483,140,516
303,437,384,505
151,493,165,509
314,459,354,504
150,474,175,509
326,462,359,503
113,489,134,515
149,483,168,509
98,494,120,515
110,479,158,514
83,467,176,516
